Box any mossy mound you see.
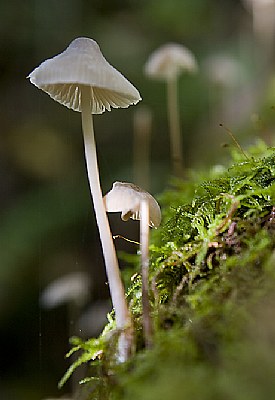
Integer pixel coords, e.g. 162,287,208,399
60,141,275,400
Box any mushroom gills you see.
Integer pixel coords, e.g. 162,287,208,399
28,37,141,115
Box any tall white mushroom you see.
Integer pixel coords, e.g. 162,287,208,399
28,37,141,361
144,43,198,176
104,181,161,347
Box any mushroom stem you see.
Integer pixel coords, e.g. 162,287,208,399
80,85,132,361
167,77,184,177
140,199,153,347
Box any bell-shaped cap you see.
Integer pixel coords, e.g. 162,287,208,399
40,272,90,309
104,181,161,228
28,37,141,114
144,43,198,80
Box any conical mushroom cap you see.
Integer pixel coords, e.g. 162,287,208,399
28,37,141,114
104,181,161,228
144,43,198,80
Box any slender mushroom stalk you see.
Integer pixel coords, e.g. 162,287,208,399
140,199,153,347
28,38,141,362
104,182,161,347
167,76,182,176
144,43,198,177
80,85,131,351
243,0,275,59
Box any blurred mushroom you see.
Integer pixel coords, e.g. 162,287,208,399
28,37,141,361
104,181,161,346
40,271,91,342
40,271,90,309
243,0,275,57
144,43,198,176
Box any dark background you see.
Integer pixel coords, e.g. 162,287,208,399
0,1,274,398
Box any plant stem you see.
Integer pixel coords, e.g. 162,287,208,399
80,85,133,362
167,77,184,176
140,199,153,347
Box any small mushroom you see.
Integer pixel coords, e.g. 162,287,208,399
40,271,90,309
28,37,141,361
104,181,161,228
40,271,91,343
144,43,198,176
104,181,161,346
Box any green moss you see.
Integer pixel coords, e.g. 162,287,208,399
60,141,275,400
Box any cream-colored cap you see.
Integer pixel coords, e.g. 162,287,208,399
144,43,198,80
104,181,161,228
28,37,141,114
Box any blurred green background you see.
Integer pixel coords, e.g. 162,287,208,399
0,0,274,399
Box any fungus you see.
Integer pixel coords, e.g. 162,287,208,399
104,181,161,346
144,43,198,176
104,181,161,228
28,37,141,361
40,271,90,309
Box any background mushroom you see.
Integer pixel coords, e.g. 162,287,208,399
104,181,161,346
40,271,90,310
133,106,152,191
28,37,141,361
144,43,198,176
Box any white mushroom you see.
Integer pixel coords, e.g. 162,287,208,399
104,181,161,228
40,271,90,309
145,43,197,80
28,37,141,113
144,43,198,176
104,181,161,347
28,37,141,362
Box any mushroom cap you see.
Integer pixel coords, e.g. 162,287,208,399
104,181,161,228
28,37,141,114
144,43,198,80
40,271,90,309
